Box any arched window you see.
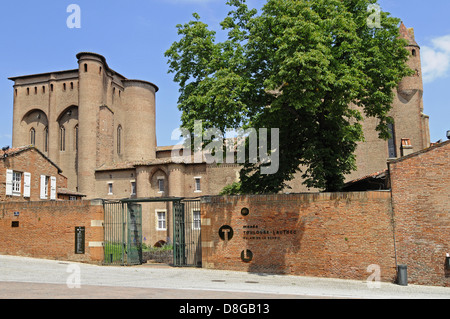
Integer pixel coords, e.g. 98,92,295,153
30,128,36,146
117,125,122,155
84,63,88,72
60,126,66,151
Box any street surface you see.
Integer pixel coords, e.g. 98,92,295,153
0,255,448,300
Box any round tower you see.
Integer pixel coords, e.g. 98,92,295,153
122,79,158,161
76,52,106,197
397,23,423,102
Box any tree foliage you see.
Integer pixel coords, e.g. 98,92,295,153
165,0,412,193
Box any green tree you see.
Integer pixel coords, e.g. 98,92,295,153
165,0,412,193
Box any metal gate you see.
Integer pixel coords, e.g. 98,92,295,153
173,199,202,267
103,201,142,265
103,197,200,267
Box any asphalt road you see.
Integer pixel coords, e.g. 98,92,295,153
0,254,448,300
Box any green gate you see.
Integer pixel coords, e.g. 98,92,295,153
103,197,200,267
173,199,202,267
103,201,142,265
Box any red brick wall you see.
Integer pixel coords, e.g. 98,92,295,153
389,141,450,287
201,192,397,282
0,200,104,263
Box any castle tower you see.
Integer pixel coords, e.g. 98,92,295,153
122,80,158,162
76,52,106,197
393,22,430,153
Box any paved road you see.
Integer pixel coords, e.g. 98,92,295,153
0,255,448,300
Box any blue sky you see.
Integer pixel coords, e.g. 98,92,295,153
0,0,448,149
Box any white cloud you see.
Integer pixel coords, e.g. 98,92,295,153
421,35,450,83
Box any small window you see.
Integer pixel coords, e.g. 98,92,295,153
30,128,36,146
108,183,113,195
70,82,74,90
44,176,49,198
157,178,165,193
42,86,45,94
131,181,136,196
69,196,77,201
51,84,54,92
99,66,102,74
15,89,17,96
156,211,167,230
194,177,201,192
34,87,37,94
27,88,30,95
193,210,201,230
12,171,22,196
84,63,88,72
63,83,66,91
412,49,416,57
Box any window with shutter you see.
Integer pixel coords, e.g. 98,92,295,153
6,169,13,196
50,176,56,200
23,172,31,198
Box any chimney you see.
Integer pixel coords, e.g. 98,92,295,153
401,138,414,156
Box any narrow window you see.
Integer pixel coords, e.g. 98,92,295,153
70,82,74,90
34,87,37,94
44,176,49,198
117,125,122,155
42,86,45,94
44,127,49,152
15,89,17,96
194,177,201,192
27,88,30,95
50,84,54,92
388,122,397,158
60,126,66,151
99,66,102,74
131,181,136,196
412,49,416,57
158,178,165,193
193,210,201,230
84,63,88,72
12,171,22,196
30,128,36,146
74,125,78,151
63,83,66,91
108,183,113,195
156,211,167,230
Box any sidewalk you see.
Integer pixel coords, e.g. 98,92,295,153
0,255,448,299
